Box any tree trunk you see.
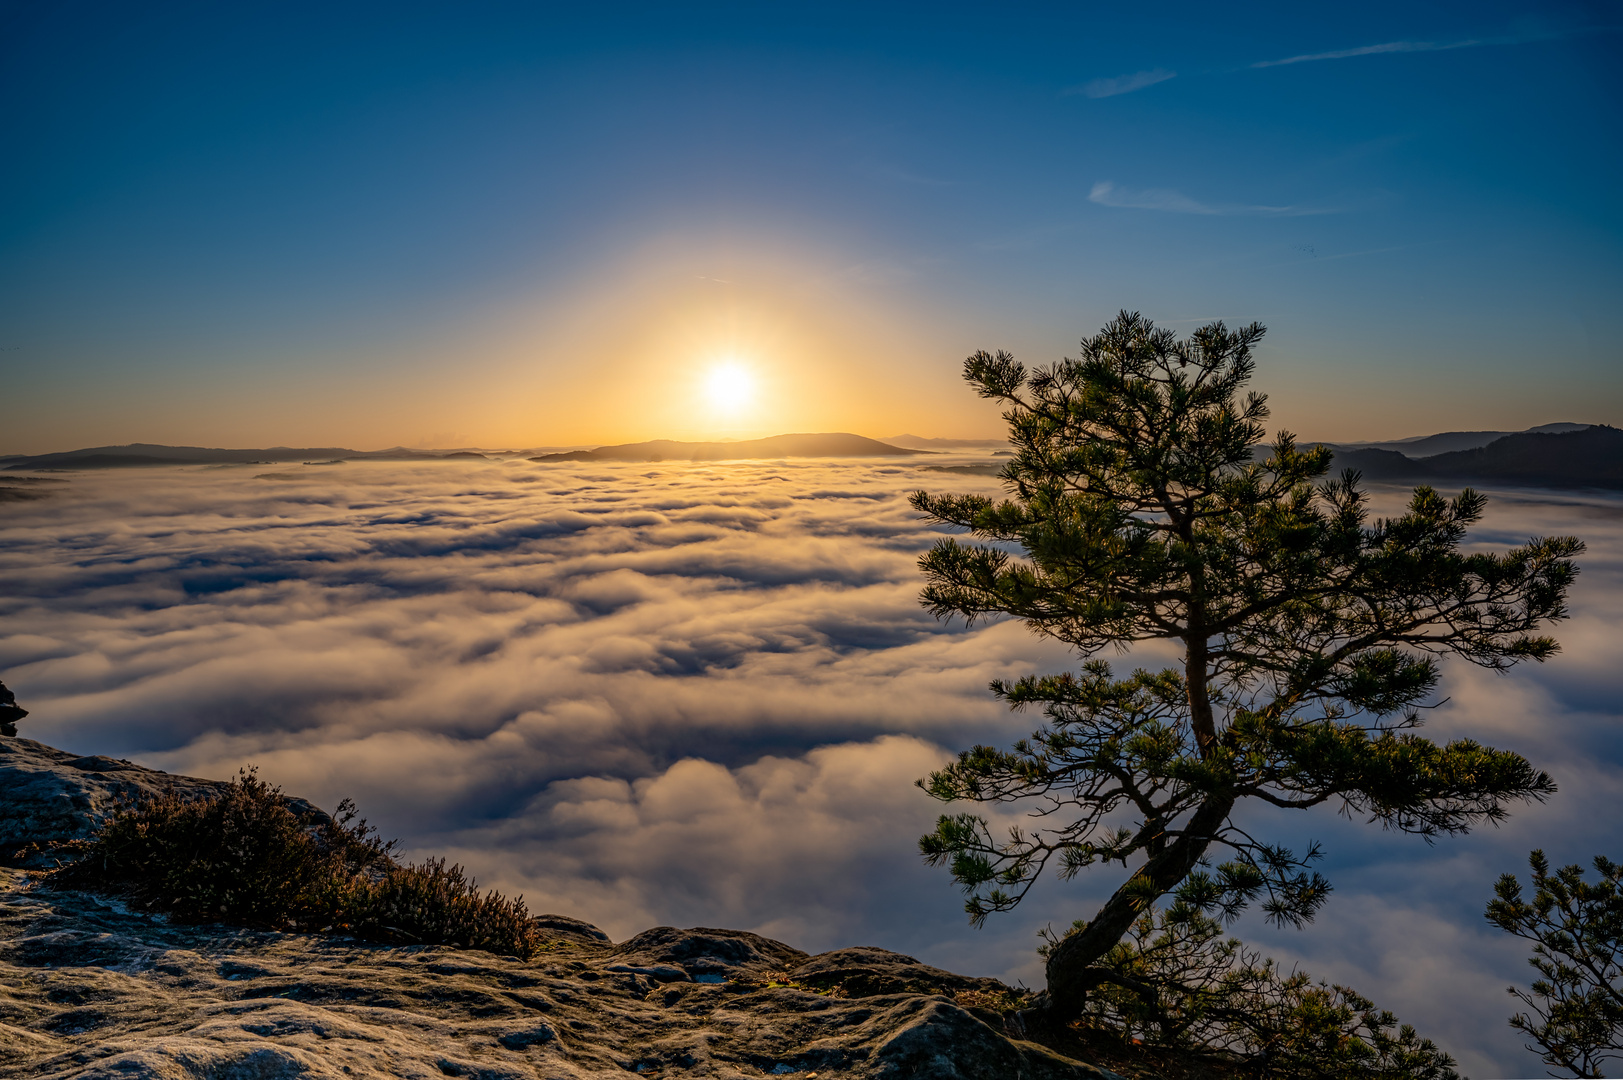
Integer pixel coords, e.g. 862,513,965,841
1041,561,1230,1024
1186,632,1216,755
1042,792,1235,1023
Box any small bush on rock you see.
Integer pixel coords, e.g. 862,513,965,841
52,768,390,923
52,769,544,959
335,857,545,956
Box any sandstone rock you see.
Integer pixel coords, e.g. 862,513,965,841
0,872,1126,1079
789,947,1007,999
613,926,811,980
534,914,613,946
0,742,1129,1078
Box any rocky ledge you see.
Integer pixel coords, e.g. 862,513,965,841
0,739,1123,1079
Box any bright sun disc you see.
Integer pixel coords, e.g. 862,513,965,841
705,363,754,411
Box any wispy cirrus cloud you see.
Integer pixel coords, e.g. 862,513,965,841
1064,67,1176,99
1250,26,1612,69
1081,27,1616,89
1253,37,1487,68
856,162,960,188
1087,180,1335,217
1089,181,1220,215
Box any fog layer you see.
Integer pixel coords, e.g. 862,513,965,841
2,458,1618,1076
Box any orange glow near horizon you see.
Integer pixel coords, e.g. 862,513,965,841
448,234,1009,447
24,225,1588,455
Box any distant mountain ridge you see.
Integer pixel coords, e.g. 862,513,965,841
531,433,924,462
0,442,632,470
1325,425,1623,489
1316,422,1590,458
0,443,499,470
884,434,1008,450
3,434,925,470
9,425,1617,486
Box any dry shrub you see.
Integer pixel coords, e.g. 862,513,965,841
52,769,543,959
335,857,544,956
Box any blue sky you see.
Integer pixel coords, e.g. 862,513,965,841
2,1,1619,451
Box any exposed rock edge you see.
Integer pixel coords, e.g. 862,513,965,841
0,738,1124,1079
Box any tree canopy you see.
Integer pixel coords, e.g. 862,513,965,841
912,311,1583,1023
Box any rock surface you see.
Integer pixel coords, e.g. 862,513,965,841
0,740,1125,1079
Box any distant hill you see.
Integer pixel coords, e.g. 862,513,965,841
530,433,925,463
1328,425,1623,488
4,443,361,469
1318,422,1590,458
12,425,1614,487
884,434,1007,450
1,444,519,470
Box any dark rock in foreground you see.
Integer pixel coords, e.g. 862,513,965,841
0,681,25,738
0,739,1122,1079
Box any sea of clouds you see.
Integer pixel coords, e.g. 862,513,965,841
2,456,1619,1076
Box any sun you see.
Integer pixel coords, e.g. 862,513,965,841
704,362,755,413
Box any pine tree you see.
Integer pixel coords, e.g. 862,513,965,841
912,311,1583,1023
1488,850,1623,1077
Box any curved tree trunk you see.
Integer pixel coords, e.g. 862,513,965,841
1043,793,1235,1022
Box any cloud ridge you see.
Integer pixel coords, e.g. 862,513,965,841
1250,26,1613,69
1087,180,1333,217
1067,68,1177,99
